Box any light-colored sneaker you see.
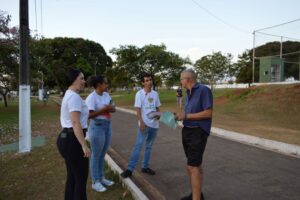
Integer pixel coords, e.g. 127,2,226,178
101,178,114,187
85,134,90,142
92,181,107,192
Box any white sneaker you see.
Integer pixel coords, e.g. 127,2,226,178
85,134,90,142
101,178,114,186
92,181,107,192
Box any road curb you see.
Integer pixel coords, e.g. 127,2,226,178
211,127,300,158
105,153,149,200
116,107,300,158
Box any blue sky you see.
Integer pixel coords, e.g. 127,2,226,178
1,0,300,62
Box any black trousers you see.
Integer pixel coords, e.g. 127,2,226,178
57,129,89,200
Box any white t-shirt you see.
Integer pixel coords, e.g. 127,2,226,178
85,91,112,119
134,89,161,128
60,90,89,128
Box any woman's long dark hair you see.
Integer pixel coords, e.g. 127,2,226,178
87,75,105,89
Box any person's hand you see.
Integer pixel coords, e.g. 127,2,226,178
154,115,160,120
103,105,115,113
174,112,185,121
140,121,146,132
82,144,91,157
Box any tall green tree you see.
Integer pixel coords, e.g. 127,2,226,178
31,37,112,91
0,10,19,107
111,44,189,90
194,51,233,90
235,50,253,84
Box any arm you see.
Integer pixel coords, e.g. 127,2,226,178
186,108,212,120
88,105,114,119
155,107,161,120
136,107,146,132
70,111,91,157
175,108,212,121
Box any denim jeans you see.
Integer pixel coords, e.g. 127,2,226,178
127,126,158,171
88,118,112,183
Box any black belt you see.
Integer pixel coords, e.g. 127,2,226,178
63,127,87,133
184,126,201,129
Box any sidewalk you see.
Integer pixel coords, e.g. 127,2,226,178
110,108,300,200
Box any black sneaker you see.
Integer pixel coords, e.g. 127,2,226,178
180,192,204,200
141,168,156,175
120,169,132,178
180,193,192,200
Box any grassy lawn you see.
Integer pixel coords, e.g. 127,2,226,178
111,84,300,145
0,100,133,200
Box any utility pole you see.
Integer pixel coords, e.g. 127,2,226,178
19,0,31,153
280,36,283,59
252,31,256,84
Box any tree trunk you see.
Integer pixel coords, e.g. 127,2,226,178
1,93,8,107
153,81,156,91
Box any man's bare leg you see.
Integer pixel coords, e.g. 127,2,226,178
187,165,203,200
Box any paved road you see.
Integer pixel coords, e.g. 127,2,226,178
110,110,300,200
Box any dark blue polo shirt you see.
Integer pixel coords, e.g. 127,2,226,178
183,82,213,135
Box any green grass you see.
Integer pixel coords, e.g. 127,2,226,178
111,89,182,112
111,85,300,145
0,99,134,200
0,136,134,200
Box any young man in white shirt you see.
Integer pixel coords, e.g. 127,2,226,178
121,73,161,178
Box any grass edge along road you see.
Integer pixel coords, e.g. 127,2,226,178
112,84,300,146
0,100,134,200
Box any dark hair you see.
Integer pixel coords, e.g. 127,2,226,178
87,75,106,89
140,72,152,83
67,68,81,87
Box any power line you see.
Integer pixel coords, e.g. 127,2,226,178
190,0,250,34
255,18,300,32
40,0,43,36
284,61,300,65
256,31,300,42
255,51,300,59
34,0,37,32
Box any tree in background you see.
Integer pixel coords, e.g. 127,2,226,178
31,37,112,91
0,10,19,107
194,51,233,90
111,44,189,90
235,50,253,85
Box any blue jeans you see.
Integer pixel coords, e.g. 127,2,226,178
88,118,112,183
127,126,158,171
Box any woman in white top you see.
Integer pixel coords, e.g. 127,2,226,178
57,68,91,200
85,75,116,192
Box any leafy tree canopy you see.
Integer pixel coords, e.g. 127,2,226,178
110,44,190,90
31,37,112,91
0,10,19,107
194,51,233,90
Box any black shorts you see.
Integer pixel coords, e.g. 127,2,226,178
182,127,208,166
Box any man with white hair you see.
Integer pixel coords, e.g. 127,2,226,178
175,69,213,200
